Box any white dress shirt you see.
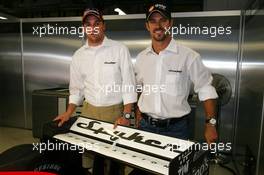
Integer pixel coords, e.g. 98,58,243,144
69,36,137,107
135,38,218,119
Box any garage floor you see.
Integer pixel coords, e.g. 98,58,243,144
0,126,39,154
0,126,237,175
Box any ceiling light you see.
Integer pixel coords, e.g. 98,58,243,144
114,8,126,15
0,16,7,20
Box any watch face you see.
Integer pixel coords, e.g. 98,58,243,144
124,113,131,119
210,118,217,125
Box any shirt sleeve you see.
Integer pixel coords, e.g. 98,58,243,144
134,54,143,86
69,54,85,106
119,46,137,105
188,54,218,101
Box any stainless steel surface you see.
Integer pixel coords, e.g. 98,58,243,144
0,22,25,127
22,21,82,128
232,10,244,164
256,94,264,175
233,9,264,175
21,19,27,130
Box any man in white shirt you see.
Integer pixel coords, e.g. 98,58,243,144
135,2,218,145
54,8,137,130
54,7,137,175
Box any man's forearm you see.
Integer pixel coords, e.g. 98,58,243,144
123,103,133,113
203,99,218,144
203,99,217,119
66,103,77,116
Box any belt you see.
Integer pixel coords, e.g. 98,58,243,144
142,113,188,128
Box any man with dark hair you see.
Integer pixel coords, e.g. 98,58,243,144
135,1,218,144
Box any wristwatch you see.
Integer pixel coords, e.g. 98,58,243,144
206,117,217,126
123,112,131,119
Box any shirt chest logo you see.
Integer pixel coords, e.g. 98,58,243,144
168,69,182,73
104,61,116,64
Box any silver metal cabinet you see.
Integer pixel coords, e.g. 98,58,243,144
22,21,83,128
233,9,264,175
0,22,25,128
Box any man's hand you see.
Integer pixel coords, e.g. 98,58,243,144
204,124,218,145
114,117,130,129
53,112,71,127
113,103,133,129
54,103,76,127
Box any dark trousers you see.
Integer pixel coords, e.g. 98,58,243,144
93,155,123,175
139,114,190,139
129,114,190,175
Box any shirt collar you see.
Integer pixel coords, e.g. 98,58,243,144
146,38,179,55
165,38,179,54
145,46,153,54
84,36,111,49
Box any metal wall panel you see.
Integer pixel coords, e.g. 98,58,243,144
234,9,264,175
0,22,25,127
22,21,83,128
259,96,264,175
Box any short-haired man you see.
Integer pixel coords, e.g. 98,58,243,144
135,2,218,145
54,7,137,175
